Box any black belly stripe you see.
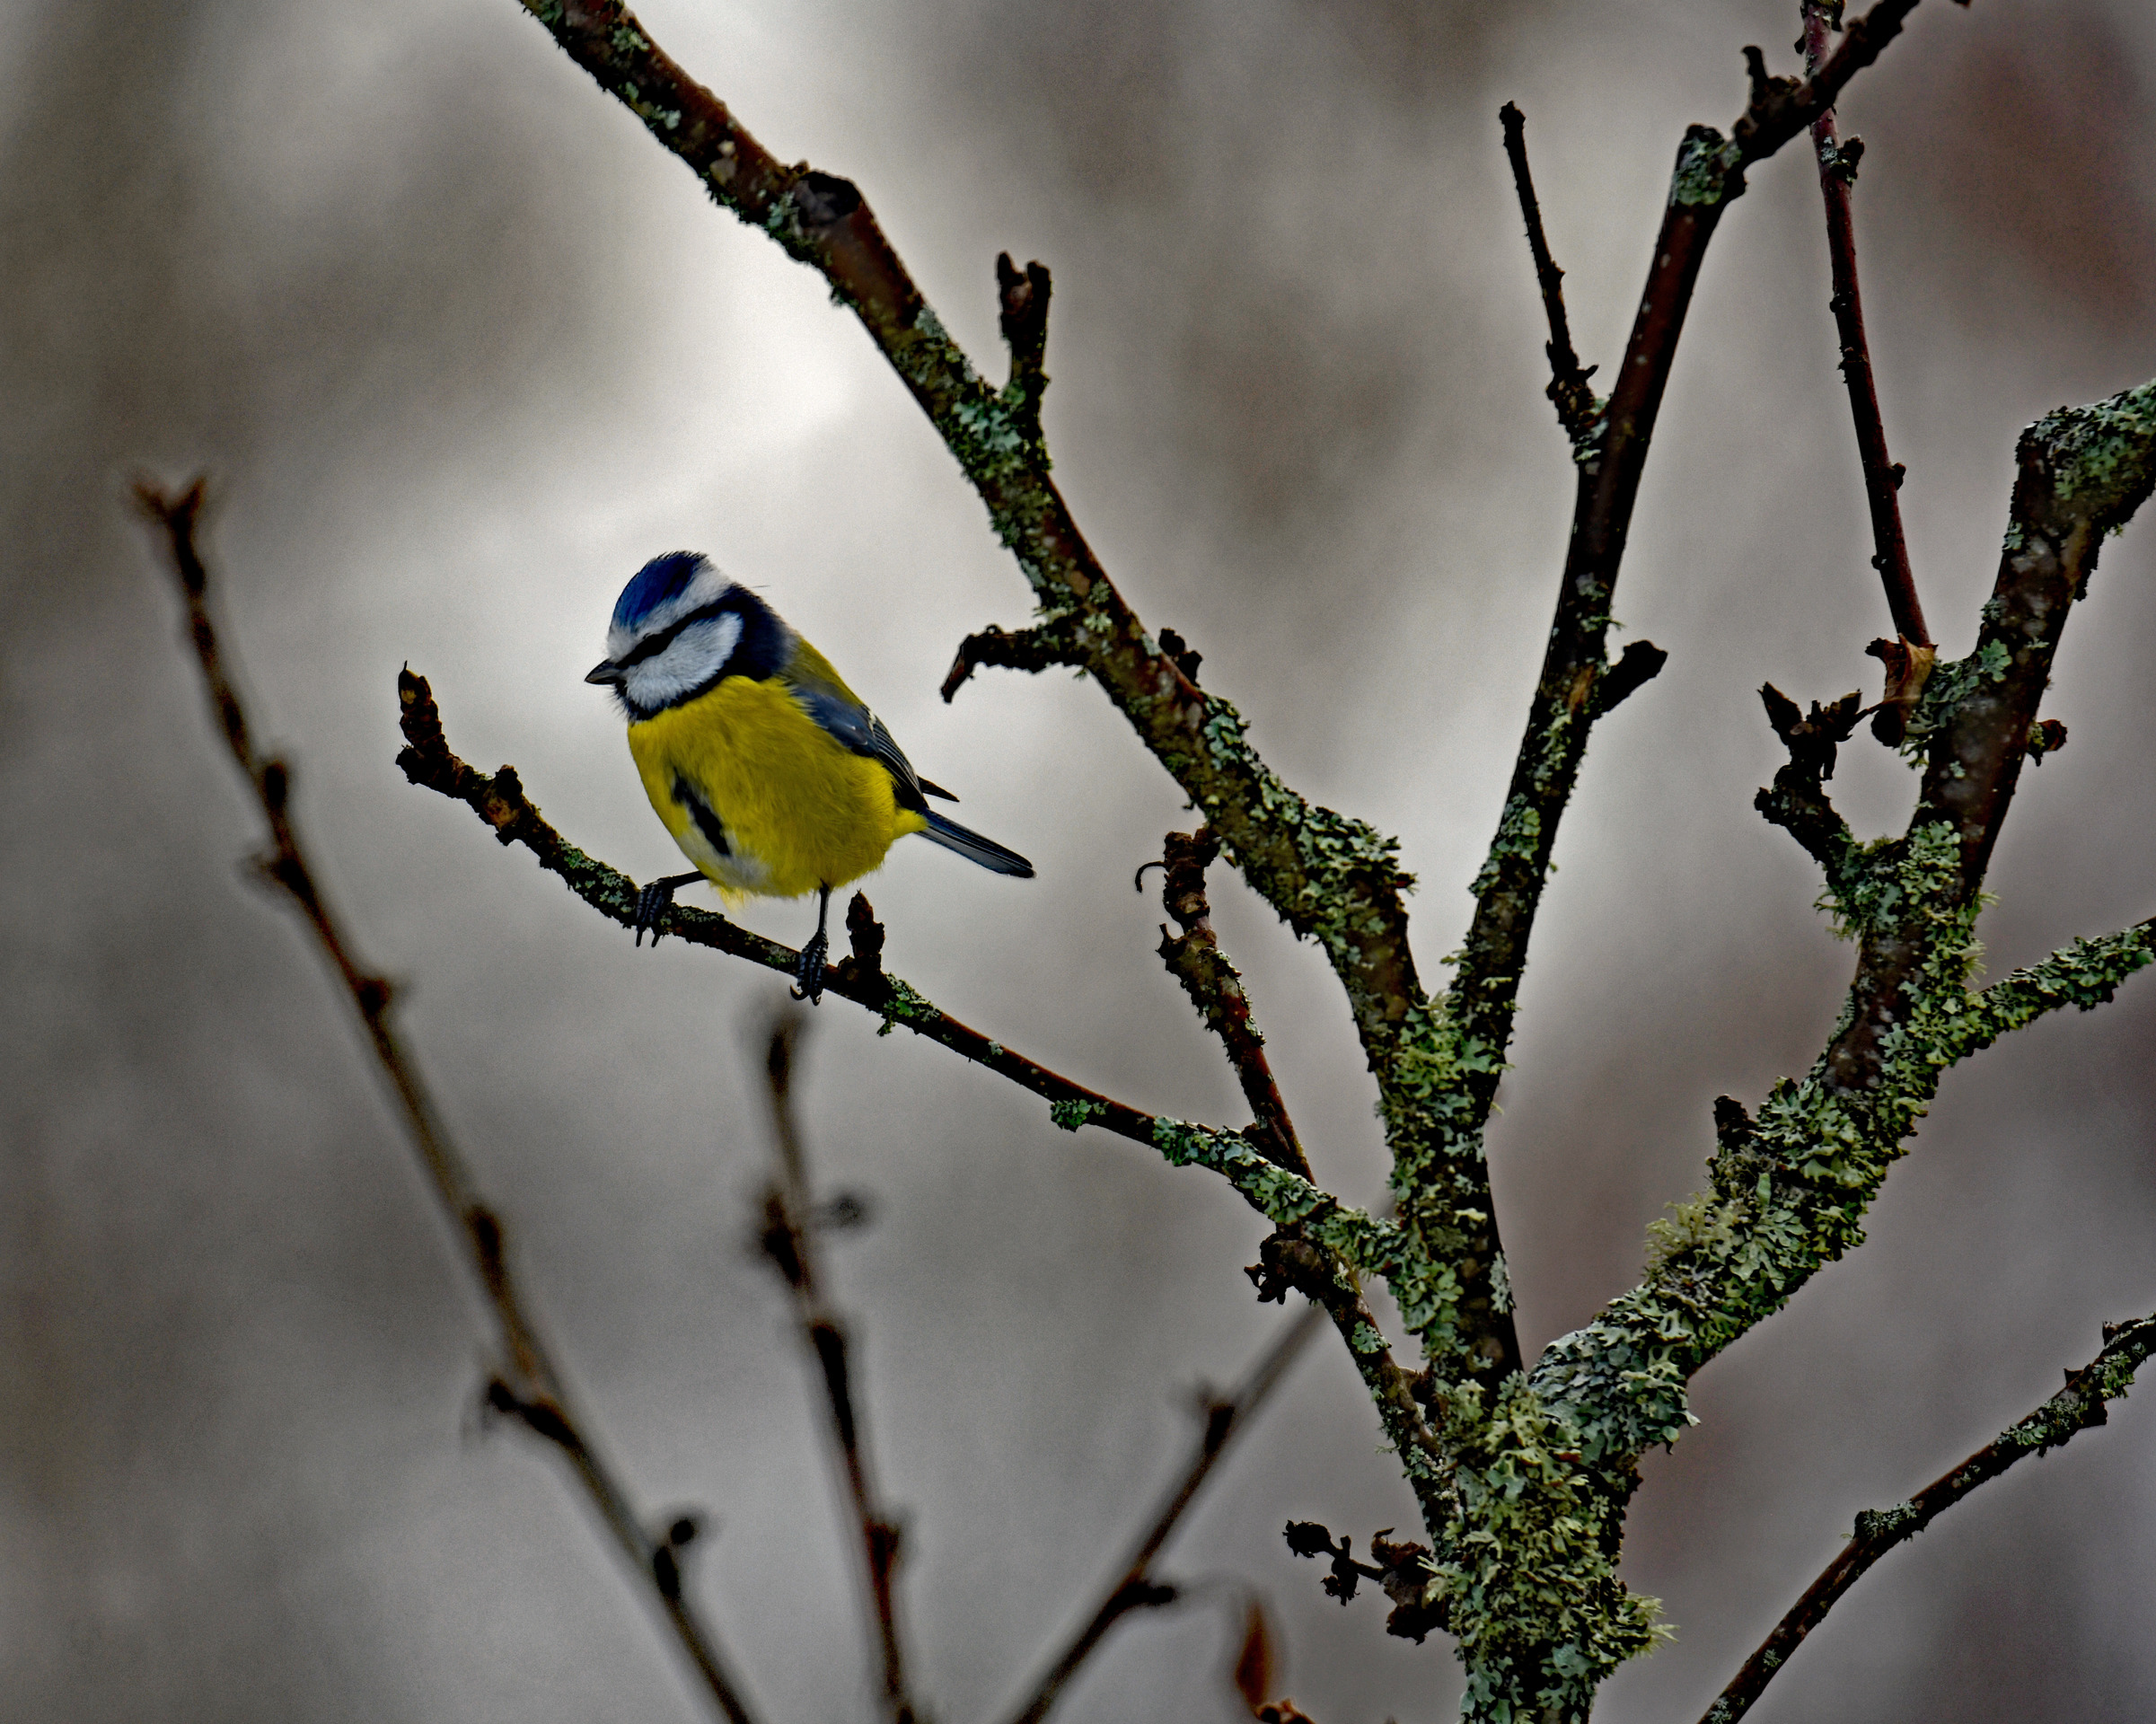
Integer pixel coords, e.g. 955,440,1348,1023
672,775,730,857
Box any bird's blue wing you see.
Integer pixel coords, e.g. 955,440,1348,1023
787,682,955,814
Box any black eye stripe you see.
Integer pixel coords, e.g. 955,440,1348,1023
617,603,740,669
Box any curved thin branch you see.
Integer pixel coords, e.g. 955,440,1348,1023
393,673,1416,1264
136,479,761,1724
1701,1313,2156,1724
939,621,1085,703
1154,827,1309,1180
396,665,1157,1134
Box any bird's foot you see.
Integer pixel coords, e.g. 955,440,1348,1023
634,874,697,947
790,929,830,1007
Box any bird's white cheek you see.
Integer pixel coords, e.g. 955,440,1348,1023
622,613,743,710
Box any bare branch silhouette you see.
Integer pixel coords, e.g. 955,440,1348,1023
1703,1313,2156,1723
755,1017,918,1724
134,478,761,1724
1003,1301,1328,1724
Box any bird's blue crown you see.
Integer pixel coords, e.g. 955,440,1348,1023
612,550,713,633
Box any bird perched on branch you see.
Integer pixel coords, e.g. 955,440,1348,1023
585,551,1033,1003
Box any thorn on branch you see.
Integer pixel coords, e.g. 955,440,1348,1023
1755,683,1863,872
1107,1576,1180,1621
1760,682,1864,780
938,622,1085,703
1712,1095,1755,1154
828,892,888,1000
1280,1521,1442,1640
791,170,863,229
1245,1229,1332,1305
1597,639,1669,715
1156,627,1204,684
996,251,1053,431
650,1511,707,1601
1820,133,1866,184
481,1376,584,1457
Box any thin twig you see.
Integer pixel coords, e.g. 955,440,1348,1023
1497,101,1598,444
1701,1313,2156,1724
1446,10,1937,1385
1001,1302,1329,1724
758,1020,918,1724
1800,0,1929,652
1548,377,2156,1442
394,671,1406,1284
133,479,761,1724
1148,829,1440,1507
939,621,1086,704
1154,828,1310,1180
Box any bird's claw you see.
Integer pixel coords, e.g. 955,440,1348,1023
634,877,676,947
790,929,830,1007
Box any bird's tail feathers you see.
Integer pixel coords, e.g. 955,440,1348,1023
920,812,1034,877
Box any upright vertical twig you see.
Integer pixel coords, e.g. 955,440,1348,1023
758,1019,918,1724
1498,101,1600,444
1800,0,1930,653
134,478,761,1724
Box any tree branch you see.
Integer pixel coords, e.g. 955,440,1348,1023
1431,6,1932,1401
1497,101,1598,444
394,673,1441,1317
1752,682,1864,875
1536,380,2156,1470
1002,1302,1328,1724
1701,1313,2156,1724
1801,0,1929,658
1153,828,1310,1180
757,1020,917,1724
938,621,1086,703
135,479,761,1724
509,0,1419,1050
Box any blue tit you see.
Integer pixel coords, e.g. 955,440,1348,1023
585,551,1033,1002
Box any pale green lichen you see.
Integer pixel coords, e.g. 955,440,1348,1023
875,978,935,1037
1669,124,1744,207
1645,1192,1744,1274
2028,379,2156,508
1050,1097,1106,1132
1532,862,2154,1472
1852,1500,1920,1543
1439,1378,1670,1724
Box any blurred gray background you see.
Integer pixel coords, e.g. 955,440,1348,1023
5,0,2155,1719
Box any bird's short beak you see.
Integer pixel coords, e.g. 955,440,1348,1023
585,659,624,686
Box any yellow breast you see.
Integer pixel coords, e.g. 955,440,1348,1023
626,676,926,904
